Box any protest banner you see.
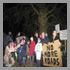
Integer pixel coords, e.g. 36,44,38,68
60,29,67,40
55,24,60,33
42,40,62,67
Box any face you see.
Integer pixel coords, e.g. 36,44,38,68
23,36,26,39
9,43,12,47
35,33,38,37
8,32,12,35
53,31,57,37
18,32,20,36
30,37,33,41
42,32,45,37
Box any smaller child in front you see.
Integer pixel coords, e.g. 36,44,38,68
35,38,42,67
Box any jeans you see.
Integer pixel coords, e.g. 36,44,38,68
23,57,26,65
36,60,40,67
30,55,34,66
17,54,23,66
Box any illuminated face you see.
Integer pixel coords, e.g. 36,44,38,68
42,32,45,37
53,31,57,37
35,33,38,37
18,32,20,36
30,37,33,41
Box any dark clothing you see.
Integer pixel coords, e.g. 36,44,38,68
24,37,29,45
11,52,16,60
22,44,26,57
17,46,23,61
36,60,40,67
17,45,26,66
50,36,61,42
41,37,49,44
34,36,38,44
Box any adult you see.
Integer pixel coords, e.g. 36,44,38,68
50,30,61,47
3,41,16,67
8,32,14,41
34,32,39,44
16,32,21,37
29,37,36,66
41,32,49,45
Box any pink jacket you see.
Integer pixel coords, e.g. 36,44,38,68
29,41,36,55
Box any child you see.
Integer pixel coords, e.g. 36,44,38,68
3,41,16,67
29,37,36,66
17,39,26,66
35,38,42,67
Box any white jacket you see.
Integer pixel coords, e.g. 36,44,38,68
35,43,42,60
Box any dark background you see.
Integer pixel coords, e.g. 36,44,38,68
3,3,67,39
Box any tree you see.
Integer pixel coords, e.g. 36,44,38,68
31,3,67,34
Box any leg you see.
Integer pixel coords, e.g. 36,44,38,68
4,55,9,64
32,55,34,66
10,57,15,65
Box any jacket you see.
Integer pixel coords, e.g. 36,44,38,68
29,41,36,55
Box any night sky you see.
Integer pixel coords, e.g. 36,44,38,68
3,3,67,38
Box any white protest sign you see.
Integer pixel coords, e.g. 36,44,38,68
60,29,67,40
55,24,60,33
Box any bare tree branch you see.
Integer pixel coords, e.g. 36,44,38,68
31,3,39,15
45,3,57,17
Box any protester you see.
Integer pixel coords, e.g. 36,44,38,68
8,32,14,41
26,40,30,59
50,30,61,48
41,32,49,45
23,34,29,45
35,38,42,67
20,39,26,66
3,41,16,67
11,41,16,60
34,32,39,44
16,32,21,38
29,37,36,66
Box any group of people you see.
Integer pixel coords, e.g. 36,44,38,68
3,30,61,67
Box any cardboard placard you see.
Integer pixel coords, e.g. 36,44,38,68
42,40,62,67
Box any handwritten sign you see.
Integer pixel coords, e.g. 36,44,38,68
42,40,62,67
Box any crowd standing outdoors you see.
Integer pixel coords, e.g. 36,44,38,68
3,30,62,67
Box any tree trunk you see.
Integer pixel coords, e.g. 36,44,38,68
38,15,47,34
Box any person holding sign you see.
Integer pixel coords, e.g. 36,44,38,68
35,38,42,67
50,30,61,48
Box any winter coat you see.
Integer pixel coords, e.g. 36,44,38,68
41,36,49,44
29,41,36,55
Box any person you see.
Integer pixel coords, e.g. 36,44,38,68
20,39,26,66
29,37,36,66
35,38,42,67
34,32,39,44
23,34,29,45
3,41,16,67
41,32,49,45
26,40,30,59
11,42,16,60
16,32,21,38
50,30,61,48
8,32,14,41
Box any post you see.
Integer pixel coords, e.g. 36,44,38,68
65,40,66,53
